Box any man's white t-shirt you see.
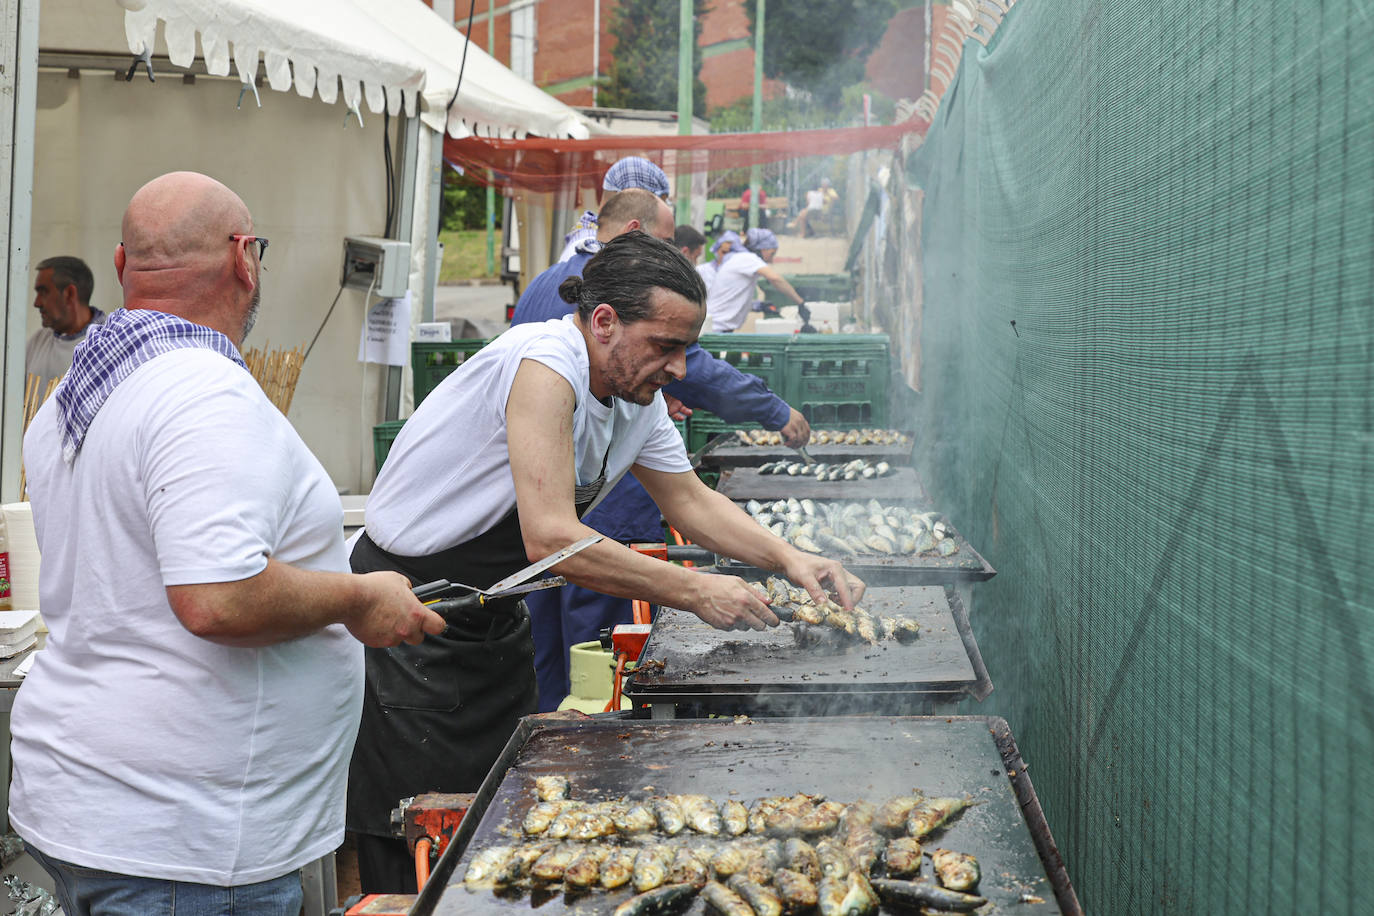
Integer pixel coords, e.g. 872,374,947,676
11,349,361,886
365,315,692,558
701,251,767,332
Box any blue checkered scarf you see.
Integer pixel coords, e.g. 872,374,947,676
55,308,247,464
602,157,670,196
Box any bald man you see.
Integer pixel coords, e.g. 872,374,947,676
12,171,443,915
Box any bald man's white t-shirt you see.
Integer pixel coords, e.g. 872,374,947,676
12,349,361,884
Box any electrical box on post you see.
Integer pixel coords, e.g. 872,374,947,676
342,236,410,299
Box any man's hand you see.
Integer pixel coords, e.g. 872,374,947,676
779,408,811,449
347,571,447,647
781,552,866,612
686,573,781,631
664,393,693,422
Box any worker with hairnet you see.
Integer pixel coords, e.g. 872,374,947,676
558,156,671,262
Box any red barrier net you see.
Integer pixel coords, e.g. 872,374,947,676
443,117,930,194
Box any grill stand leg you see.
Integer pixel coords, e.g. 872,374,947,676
300,851,337,916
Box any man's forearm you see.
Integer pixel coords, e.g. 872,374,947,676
522,520,714,608
166,559,367,648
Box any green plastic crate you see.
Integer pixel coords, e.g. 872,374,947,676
412,339,490,407
697,333,788,394
685,413,749,455
758,273,854,307
784,334,891,427
373,420,406,473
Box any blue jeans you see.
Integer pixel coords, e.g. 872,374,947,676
25,844,303,916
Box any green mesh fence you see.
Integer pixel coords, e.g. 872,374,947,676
901,1,1371,912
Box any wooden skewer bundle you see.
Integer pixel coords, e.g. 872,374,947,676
19,374,62,500
244,342,306,415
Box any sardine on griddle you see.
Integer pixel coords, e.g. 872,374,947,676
931,847,981,891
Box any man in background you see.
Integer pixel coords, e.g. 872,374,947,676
558,156,671,262
26,256,105,395
675,225,707,265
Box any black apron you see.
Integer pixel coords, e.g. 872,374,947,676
346,450,610,837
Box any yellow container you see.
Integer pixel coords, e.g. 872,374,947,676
558,641,630,711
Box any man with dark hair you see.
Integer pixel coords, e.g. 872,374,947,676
347,231,862,891
26,256,105,395
674,224,707,264
512,208,813,713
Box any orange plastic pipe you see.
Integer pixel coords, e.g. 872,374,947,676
415,838,432,889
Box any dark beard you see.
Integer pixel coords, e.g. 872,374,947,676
605,342,659,405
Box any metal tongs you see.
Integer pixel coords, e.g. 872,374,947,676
413,534,604,633
794,444,817,465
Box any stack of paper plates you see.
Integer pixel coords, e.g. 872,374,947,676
0,610,40,658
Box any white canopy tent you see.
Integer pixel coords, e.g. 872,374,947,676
0,0,595,500
118,0,592,141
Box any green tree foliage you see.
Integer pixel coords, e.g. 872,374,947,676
440,170,499,232
600,0,707,117
746,0,913,109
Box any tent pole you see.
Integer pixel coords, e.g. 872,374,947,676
674,0,693,225
1,0,38,503
384,112,421,424
748,0,764,231
485,1,497,277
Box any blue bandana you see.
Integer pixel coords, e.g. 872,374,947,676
603,157,670,196
56,308,247,464
745,227,779,253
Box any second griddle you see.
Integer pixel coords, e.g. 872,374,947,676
624,585,992,714
717,465,927,501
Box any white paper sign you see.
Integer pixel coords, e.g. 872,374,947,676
416,321,452,343
358,291,410,366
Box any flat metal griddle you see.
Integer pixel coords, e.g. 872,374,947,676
716,466,927,501
412,715,1080,916
718,501,996,586
699,434,915,469
623,586,992,716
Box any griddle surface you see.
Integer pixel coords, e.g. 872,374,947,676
625,586,984,711
717,466,926,501
428,717,1066,915
701,437,914,468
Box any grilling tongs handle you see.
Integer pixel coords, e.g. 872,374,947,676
663,545,716,565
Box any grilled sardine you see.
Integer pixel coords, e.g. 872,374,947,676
727,874,783,916
564,844,612,888
721,799,750,836
462,845,514,890
884,836,922,877
783,837,822,882
772,868,819,913
652,797,687,836
678,794,725,836
874,793,923,834
905,796,972,840
633,845,676,892
931,847,981,891
613,882,700,916
701,880,754,916
534,775,569,801
601,847,637,889
869,877,987,912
